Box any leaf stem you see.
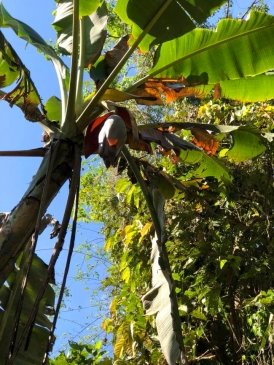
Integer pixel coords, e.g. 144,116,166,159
121,146,162,240
61,0,80,136
75,17,85,116
51,58,68,123
76,0,174,132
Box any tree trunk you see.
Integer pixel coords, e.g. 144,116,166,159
0,140,75,286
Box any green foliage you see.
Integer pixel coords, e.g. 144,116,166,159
164,154,273,363
52,1,107,65
0,3,60,59
79,96,273,363
115,0,226,51
179,149,232,183
226,127,267,161
0,254,55,364
148,11,274,101
45,96,62,123
50,340,112,365
0,1,69,100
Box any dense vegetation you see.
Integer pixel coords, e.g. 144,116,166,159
79,99,273,364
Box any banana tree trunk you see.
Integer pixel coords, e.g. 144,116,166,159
0,140,75,286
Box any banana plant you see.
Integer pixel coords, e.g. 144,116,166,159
0,0,273,364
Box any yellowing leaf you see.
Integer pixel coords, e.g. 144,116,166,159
195,203,203,213
134,78,208,105
114,323,131,358
109,297,118,315
140,222,153,238
123,224,138,245
101,318,114,333
104,235,115,251
219,148,229,158
121,267,131,283
115,178,131,194
220,259,228,269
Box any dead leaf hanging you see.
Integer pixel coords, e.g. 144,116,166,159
191,127,219,155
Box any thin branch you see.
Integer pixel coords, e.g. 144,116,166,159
61,304,108,312
76,0,174,132
241,0,258,19
189,352,216,363
226,0,231,18
71,315,105,339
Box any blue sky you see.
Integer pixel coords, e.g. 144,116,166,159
0,0,274,358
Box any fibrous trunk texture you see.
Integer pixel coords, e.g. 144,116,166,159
0,140,75,286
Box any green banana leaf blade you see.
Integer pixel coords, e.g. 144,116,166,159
115,0,226,51
150,11,274,95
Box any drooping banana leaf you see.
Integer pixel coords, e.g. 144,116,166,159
0,3,59,60
178,149,232,183
132,11,274,101
0,31,60,133
142,236,182,364
0,31,44,122
142,189,186,365
139,122,268,181
0,254,55,365
115,0,226,51
141,122,271,162
52,0,107,68
0,2,69,104
77,0,227,130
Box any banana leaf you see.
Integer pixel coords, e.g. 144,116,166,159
115,0,226,51
52,0,107,68
0,254,55,365
130,11,274,101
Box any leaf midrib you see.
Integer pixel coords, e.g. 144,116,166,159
130,17,274,90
